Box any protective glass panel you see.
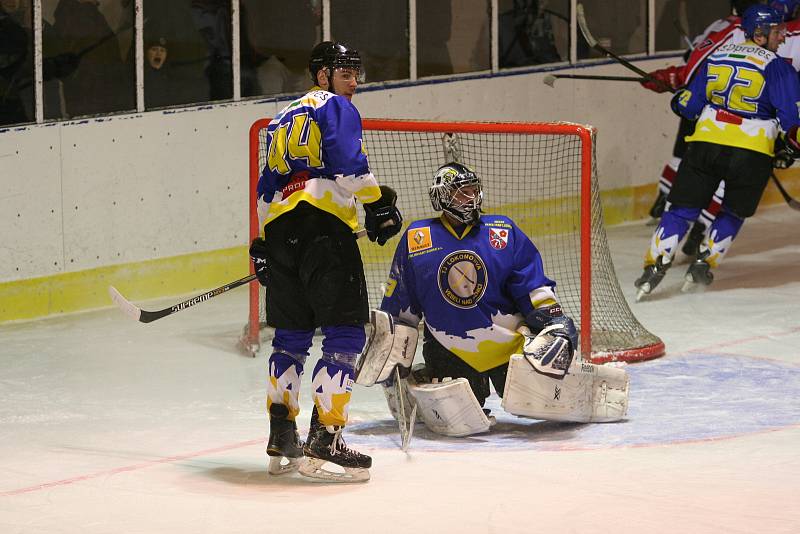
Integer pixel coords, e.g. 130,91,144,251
498,0,570,68
142,0,232,110
418,0,491,76
331,0,409,82
240,0,321,97
1,0,34,126
41,0,135,119
577,0,648,59
655,0,732,52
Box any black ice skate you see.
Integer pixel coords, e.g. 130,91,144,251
681,222,706,257
298,408,371,483
266,403,304,475
635,255,672,301
682,251,714,292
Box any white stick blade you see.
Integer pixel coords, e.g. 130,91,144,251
108,286,142,321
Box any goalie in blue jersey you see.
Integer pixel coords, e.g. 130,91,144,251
354,163,629,439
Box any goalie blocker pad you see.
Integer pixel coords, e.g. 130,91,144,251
383,366,494,437
502,355,629,423
355,310,419,386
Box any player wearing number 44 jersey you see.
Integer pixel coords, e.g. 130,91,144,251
636,4,800,300
249,41,402,482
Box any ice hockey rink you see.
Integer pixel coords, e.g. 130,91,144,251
1,206,798,534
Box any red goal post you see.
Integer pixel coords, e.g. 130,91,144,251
245,118,664,364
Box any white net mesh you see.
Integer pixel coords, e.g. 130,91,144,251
245,119,663,363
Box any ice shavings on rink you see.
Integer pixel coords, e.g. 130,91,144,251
345,354,800,452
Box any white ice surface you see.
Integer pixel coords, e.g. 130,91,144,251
1,207,799,534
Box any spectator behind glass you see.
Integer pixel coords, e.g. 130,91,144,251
242,0,322,95
52,0,134,118
0,0,31,125
190,0,232,100
143,34,209,109
499,0,562,67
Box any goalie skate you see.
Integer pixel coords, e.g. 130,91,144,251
266,404,304,475
635,256,671,301
298,410,371,483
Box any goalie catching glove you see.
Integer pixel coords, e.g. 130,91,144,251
364,185,403,246
523,306,578,379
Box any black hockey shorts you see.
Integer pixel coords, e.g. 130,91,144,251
421,327,508,407
672,116,696,159
667,141,772,218
262,202,369,330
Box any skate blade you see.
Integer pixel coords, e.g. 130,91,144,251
635,283,651,302
297,458,370,483
268,456,301,475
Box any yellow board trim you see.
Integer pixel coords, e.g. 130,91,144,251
4,171,799,323
0,246,249,323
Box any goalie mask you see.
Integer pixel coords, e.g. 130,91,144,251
429,162,483,225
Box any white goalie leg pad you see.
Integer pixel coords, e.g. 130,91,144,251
502,355,629,423
355,309,419,386
407,378,494,437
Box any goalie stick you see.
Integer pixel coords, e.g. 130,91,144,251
576,3,672,93
543,73,644,87
110,229,369,323
771,173,800,211
394,367,417,452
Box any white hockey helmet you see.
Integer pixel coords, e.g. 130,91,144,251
429,162,483,225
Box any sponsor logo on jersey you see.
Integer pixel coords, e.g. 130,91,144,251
697,38,713,51
408,226,432,253
280,171,309,199
437,250,487,309
488,227,508,250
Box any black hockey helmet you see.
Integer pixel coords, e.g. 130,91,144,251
430,162,483,225
308,41,364,85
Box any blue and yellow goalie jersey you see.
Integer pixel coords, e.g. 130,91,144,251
380,215,558,372
256,88,381,231
674,40,800,155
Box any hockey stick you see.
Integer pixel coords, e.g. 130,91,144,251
576,3,673,93
109,274,256,323
770,172,800,211
543,73,644,87
394,367,416,452
110,228,369,323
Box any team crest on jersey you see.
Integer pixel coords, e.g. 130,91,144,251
488,228,508,250
437,250,487,309
408,227,432,253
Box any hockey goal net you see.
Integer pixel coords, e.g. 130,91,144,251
243,118,664,364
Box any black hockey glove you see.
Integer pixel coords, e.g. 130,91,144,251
525,305,578,355
364,185,403,246
773,135,795,169
248,237,269,287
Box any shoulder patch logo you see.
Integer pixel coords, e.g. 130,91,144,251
437,250,487,309
488,228,509,250
408,227,432,253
